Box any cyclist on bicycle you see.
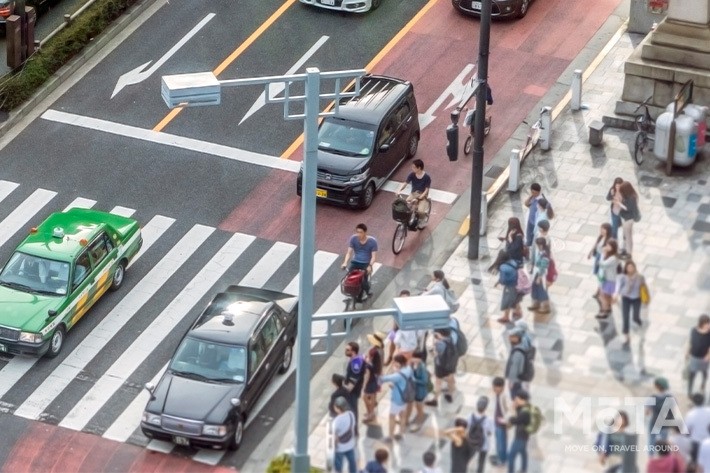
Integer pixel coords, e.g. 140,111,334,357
395,159,431,227
464,83,493,133
341,223,378,301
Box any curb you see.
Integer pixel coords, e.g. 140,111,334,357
0,0,161,140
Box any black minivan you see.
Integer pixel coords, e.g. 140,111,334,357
296,74,420,209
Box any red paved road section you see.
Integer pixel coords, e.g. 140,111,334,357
0,415,236,473
220,0,621,268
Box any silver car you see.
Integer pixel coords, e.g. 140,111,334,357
299,0,382,14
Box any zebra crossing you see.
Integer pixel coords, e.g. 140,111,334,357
0,179,391,466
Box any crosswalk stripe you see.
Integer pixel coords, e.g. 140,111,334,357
0,188,57,247
12,224,215,421
110,206,135,217
58,232,256,431
283,250,339,296
239,241,296,287
0,357,37,399
63,197,97,211
0,180,19,204
127,215,175,269
102,363,168,443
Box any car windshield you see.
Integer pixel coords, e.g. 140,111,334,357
0,252,69,296
169,337,247,384
318,119,375,157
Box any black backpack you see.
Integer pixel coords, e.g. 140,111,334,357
397,372,416,404
514,346,536,382
467,415,486,452
439,336,458,372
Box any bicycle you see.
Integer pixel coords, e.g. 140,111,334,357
519,108,544,160
633,97,655,165
340,267,367,312
462,106,492,156
391,196,431,255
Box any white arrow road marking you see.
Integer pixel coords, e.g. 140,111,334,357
239,35,330,125
111,13,216,98
418,63,476,130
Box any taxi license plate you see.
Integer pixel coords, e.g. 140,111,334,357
321,0,335,5
0,343,6,352
173,436,190,447
316,189,327,198
471,1,482,9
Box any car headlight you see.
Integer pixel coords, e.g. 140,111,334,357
349,170,369,184
19,332,43,344
202,424,227,436
142,412,162,426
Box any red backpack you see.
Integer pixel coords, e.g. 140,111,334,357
546,257,558,285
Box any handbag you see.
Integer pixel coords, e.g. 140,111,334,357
640,280,650,305
516,268,532,295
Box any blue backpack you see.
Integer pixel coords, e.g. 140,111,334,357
499,262,518,287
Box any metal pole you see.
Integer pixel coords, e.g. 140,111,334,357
292,67,320,473
468,0,491,260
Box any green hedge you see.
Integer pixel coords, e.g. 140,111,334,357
0,0,139,111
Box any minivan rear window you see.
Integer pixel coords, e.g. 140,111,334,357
318,119,375,157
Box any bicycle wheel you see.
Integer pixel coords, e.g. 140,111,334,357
634,132,646,165
463,135,472,155
392,222,407,254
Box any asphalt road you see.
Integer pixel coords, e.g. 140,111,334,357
0,0,622,470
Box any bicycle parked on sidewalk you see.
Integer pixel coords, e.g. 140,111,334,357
633,96,655,165
391,196,431,255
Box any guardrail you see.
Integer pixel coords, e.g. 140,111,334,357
37,0,101,48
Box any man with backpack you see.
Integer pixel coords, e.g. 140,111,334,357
467,396,495,473
332,396,357,473
501,390,535,473
505,328,535,399
344,341,366,428
379,354,415,443
425,328,458,407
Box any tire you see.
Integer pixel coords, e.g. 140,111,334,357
46,325,66,358
464,135,472,155
406,133,419,158
227,416,244,451
278,343,293,374
634,132,646,165
517,0,529,18
392,223,407,254
360,183,375,209
370,0,382,10
110,261,126,291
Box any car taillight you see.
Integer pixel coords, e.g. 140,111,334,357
0,3,13,17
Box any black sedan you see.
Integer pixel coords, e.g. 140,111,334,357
141,286,298,450
452,0,533,19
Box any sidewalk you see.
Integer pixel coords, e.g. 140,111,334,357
243,21,710,473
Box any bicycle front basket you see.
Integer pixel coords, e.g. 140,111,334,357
392,198,410,222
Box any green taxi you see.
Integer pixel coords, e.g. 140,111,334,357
0,208,142,357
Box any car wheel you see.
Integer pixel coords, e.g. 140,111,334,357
278,343,293,374
517,0,529,18
110,261,126,292
406,133,419,159
371,0,382,10
46,325,66,358
228,417,245,451
360,183,376,209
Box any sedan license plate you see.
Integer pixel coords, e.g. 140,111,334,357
173,436,190,447
471,1,482,9
321,0,335,4
316,188,327,198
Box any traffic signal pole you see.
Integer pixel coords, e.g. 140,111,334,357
467,0,491,260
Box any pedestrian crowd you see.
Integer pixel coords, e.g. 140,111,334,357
326,181,705,473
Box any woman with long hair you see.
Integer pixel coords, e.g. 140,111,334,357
614,260,646,345
362,332,385,423
502,217,525,264
529,237,551,314
588,223,613,300
618,182,640,258
596,239,620,319
606,177,624,240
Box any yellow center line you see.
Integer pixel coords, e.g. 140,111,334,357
280,0,441,159
152,0,299,132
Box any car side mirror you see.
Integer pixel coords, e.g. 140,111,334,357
379,144,390,152
230,398,241,408
47,310,57,318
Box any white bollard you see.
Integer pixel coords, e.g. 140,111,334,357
509,149,521,192
480,191,488,236
571,69,582,111
540,106,552,151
